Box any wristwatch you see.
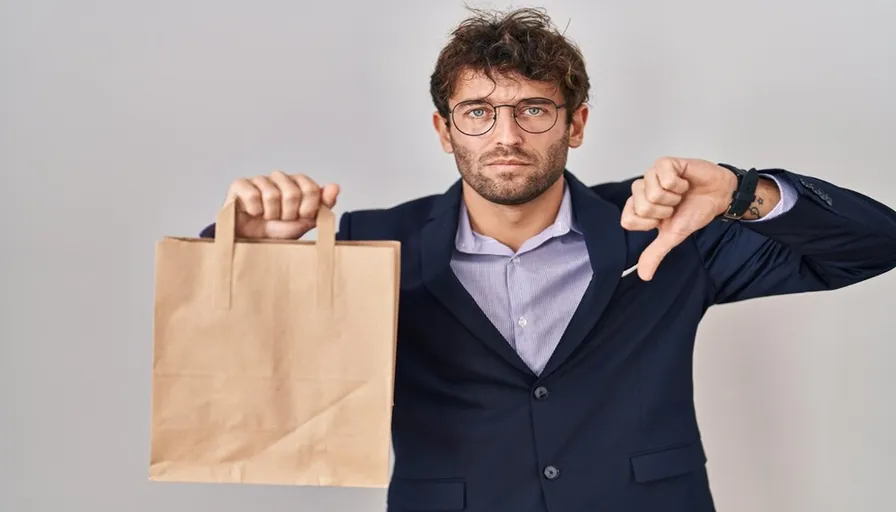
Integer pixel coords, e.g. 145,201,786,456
718,163,759,220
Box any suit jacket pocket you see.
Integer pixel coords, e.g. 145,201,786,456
387,477,466,511
630,440,707,484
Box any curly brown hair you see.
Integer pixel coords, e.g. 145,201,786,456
430,6,590,126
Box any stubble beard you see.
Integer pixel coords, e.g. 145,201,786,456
451,131,570,206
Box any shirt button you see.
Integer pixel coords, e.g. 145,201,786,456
517,317,527,327
533,386,550,400
511,256,520,264
543,465,560,480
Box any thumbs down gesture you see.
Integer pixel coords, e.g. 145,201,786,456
621,157,765,281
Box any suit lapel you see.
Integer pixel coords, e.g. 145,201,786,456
537,172,629,379
420,180,536,376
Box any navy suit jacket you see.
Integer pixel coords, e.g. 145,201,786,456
203,168,896,512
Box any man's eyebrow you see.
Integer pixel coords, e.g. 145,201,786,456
454,96,552,104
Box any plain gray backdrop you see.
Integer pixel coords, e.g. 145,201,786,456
3,0,894,511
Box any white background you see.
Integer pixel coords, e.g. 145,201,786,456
2,0,894,510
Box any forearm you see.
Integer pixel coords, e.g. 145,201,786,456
696,169,896,303
740,170,896,281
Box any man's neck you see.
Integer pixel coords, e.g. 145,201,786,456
462,178,566,252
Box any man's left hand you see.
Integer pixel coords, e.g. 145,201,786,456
620,157,740,281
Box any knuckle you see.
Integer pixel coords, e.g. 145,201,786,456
281,190,300,203
654,156,672,167
295,173,316,185
645,187,663,203
632,201,648,217
229,178,251,195
242,198,263,215
260,188,280,202
300,193,319,205
243,188,261,203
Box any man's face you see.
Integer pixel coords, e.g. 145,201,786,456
433,70,588,206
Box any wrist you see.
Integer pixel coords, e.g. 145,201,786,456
739,177,780,220
721,170,738,213
717,164,760,220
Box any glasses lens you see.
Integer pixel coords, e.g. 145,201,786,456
452,101,496,136
514,99,558,134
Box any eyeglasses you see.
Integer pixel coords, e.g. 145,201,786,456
448,97,566,136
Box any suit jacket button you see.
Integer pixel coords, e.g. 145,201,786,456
533,386,550,400
543,465,560,480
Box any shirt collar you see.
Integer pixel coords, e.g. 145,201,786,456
455,178,582,255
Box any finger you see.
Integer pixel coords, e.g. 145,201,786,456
637,229,687,281
321,183,340,208
620,196,660,231
654,156,689,175
655,160,690,195
270,170,301,221
227,178,263,217
250,176,281,220
631,179,675,220
293,174,321,220
645,169,683,207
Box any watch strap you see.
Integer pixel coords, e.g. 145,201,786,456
718,163,759,220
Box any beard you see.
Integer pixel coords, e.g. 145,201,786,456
451,131,569,206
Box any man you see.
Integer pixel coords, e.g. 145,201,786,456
200,7,896,512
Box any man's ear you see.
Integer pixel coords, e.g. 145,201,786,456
567,103,589,149
433,111,454,153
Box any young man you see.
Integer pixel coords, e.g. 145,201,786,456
201,8,896,512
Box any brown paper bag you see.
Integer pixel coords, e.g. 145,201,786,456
149,201,400,487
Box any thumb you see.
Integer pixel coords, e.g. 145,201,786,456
321,183,340,208
637,228,688,281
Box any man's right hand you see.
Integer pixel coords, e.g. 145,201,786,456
225,171,340,239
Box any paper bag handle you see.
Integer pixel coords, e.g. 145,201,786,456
212,201,337,310
314,205,336,308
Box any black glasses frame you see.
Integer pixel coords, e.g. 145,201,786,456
448,97,567,136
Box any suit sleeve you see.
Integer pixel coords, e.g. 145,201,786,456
336,211,353,240
692,168,896,305
197,211,355,240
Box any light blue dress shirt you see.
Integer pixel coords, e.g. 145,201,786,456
449,175,797,374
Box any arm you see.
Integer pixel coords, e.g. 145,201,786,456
693,168,896,304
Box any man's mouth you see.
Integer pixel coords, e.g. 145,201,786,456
487,160,530,166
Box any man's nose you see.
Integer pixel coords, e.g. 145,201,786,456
491,107,524,145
